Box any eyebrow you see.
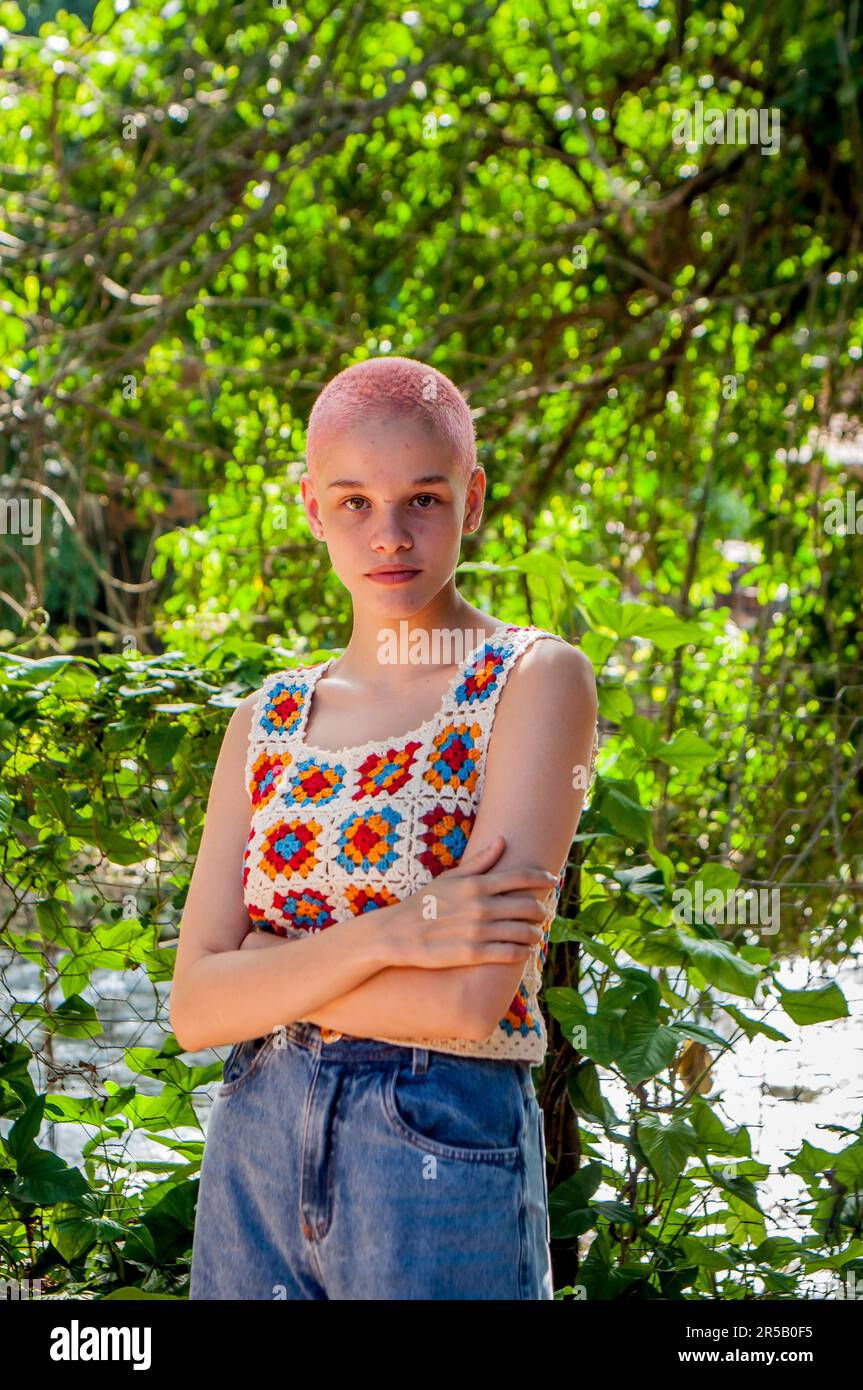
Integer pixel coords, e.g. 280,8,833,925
326,474,452,489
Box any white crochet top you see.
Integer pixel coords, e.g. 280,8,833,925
241,623,597,1063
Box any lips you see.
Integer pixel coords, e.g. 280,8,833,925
366,568,421,584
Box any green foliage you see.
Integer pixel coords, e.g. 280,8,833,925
0,553,859,1299
0,643,273,1295
0,0,860,1299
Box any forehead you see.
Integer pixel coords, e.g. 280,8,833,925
317,415,456,484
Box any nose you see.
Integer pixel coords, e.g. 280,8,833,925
369,507,415,550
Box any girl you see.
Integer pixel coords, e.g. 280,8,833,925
172,356,598,1300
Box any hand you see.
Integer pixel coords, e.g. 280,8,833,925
379,834,559,971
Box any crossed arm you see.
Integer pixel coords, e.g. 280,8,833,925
240,639,597,1041
237,931,483,1039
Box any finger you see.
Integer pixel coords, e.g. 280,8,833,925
466,942,538,964
479,894,552,922
452,834,506,876
475,918,546,942
484,868,560,896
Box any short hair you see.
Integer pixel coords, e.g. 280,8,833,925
305,356,477,489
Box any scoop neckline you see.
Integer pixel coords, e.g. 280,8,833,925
290,622,522,761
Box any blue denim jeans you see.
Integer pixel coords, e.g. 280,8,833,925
189,1020,553,1300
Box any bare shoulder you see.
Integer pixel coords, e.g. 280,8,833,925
207,686,267,791
484,634,597,777
225,662,311,745
234,686,262,722
223,687,261,741
510,633,597,712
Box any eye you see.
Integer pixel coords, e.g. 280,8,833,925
340,494,442,512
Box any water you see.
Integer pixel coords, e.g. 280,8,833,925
586,953,863,1297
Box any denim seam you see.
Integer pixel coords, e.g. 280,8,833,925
517,1093,529,1299
537,1107,552,1249
305,1070,330,1283
318,1070,343,1244
299,1048,323,1248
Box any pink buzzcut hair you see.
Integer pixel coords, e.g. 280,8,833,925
305,356,477,489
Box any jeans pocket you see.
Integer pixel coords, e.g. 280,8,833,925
216,1033,277,1098
381,1055,524,1164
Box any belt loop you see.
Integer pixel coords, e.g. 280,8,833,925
411,1046,429,1075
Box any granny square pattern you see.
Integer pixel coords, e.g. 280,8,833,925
242,623,598,1062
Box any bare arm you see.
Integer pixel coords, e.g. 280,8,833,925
237,932,484,1040
457,638,598,1035
169,693,401,1052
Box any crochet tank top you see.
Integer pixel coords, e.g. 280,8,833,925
242,622,597,1064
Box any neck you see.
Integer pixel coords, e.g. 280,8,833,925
327,592,502,692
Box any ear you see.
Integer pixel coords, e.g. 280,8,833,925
299,472,323,537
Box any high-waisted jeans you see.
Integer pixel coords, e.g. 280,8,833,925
189,1020,554,1300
